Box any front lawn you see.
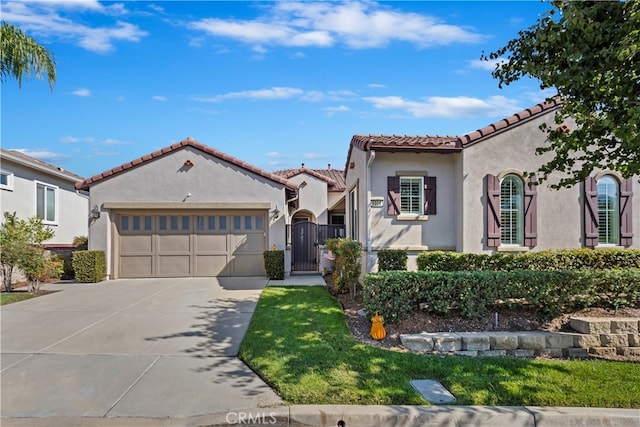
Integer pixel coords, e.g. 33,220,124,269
239,286,640,407
0,292,37,305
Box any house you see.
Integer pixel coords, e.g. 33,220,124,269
0,148,89,249
273,165,346,272
76,138,344,279
344,99,638,272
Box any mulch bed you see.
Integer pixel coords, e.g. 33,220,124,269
325,276,640,361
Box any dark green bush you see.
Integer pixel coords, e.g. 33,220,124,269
72,250,106,283
416,249,640,272
363,268,640,322
263,250,285,280
377,249,408,271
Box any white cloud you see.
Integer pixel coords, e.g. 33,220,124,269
60,136,94,144
152,95,168,101
3,2,147,53
192,87,304,102
103,138,131,145
363,95,523,118
14,148,68,162
266,152,286,159
303,153,330,160
72,88,91,97
188,1,483,51
468,58,506,72
368,83,386,89
325,105,350,116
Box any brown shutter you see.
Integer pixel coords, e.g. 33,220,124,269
387,176,400,216
486,174,501,247
424,176,437,215
620,178,633,246
584,177,599,247
523,176,538,247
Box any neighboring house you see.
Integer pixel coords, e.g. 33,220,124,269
273,165,346,272
76,138,303,279
344,99,638,272
0,148,89,249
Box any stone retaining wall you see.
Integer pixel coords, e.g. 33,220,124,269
400,317,640,358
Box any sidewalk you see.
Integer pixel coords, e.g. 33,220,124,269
3,405,639,426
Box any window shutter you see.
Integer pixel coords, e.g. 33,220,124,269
523,176,538,247
424,176,437,215
584,177,599,247
620,178,633,246
387,176,400,216
486,174,501,247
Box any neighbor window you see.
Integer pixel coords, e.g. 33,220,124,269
597,175,619,245
400,177,423,214
500,174,524,245
0,171,13,191
36,182,57,223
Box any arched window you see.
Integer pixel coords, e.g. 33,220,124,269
597,175,619,245
500,174,524,245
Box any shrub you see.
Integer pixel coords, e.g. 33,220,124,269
72,250,106,283
263,250,285,280
326,238,363,294
377,249,408,271
363,268,640,322
416,248,640,272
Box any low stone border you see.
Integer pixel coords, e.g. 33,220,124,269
400,317,640,358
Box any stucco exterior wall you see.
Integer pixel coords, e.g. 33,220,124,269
286,173,328,223
344,147,369,273
462,113,585,253
88,147,289,277
0,160,88,245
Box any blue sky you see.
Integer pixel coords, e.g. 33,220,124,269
2,1,554,179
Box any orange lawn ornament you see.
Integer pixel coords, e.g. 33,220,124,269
370,312,386,340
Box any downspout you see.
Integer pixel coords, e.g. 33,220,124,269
366,150,376,273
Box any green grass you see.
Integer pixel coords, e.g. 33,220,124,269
239,286,640,407
0,292,38,305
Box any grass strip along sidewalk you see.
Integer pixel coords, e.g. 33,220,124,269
239,286,640,408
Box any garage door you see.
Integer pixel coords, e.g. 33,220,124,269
116,211,266,277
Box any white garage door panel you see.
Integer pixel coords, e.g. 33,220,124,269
117,212,266,278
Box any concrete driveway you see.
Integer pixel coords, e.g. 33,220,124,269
1,277,282,419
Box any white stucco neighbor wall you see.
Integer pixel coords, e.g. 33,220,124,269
0,159,88,245
87,147,290,278
287,173,328,223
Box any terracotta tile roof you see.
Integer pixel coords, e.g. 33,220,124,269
459,98,562,146
0,148,85,182
75,137,297,191
273,166,346,192
350,134,461,151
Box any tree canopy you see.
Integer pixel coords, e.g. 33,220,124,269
484,0,640,188
0,21,56,91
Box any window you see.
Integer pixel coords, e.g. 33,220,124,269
500,175,524,245
486,173,537,248
35,182,57,223
0,171,13,191
350,188,358,240
387,175,436,216
400,177,423,214
585,175,633,247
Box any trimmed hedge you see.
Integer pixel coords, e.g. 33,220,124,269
263,250,285,280
363,269,640,322
72,250,106,283
416,249,640,272
377,249,408,271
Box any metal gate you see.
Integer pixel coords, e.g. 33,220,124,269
292,221,318,271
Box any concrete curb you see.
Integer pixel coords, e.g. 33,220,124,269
2,405,639,427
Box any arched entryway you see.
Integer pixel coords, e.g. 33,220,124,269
291,211,318,272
